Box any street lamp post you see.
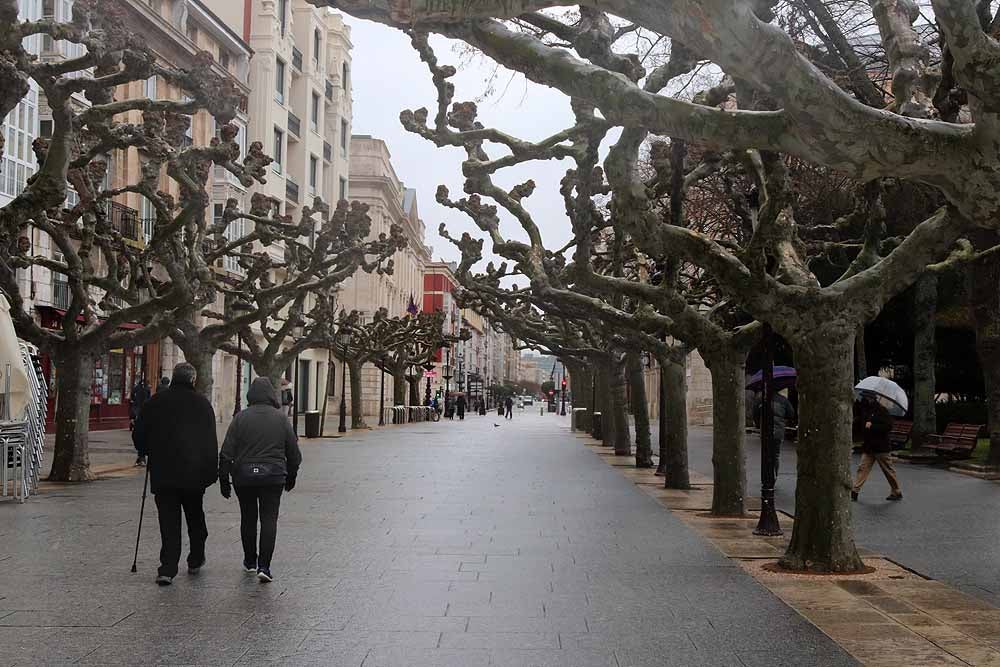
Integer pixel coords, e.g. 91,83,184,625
378,353,387,426
337,328,350,434
229,298,254,417
443,347,453,419
291,319,305,436
754,323,783,536
424,361,434,406
560,362,567,416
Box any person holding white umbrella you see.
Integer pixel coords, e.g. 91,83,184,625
852,377,905,502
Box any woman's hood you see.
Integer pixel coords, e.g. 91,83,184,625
247,377,281,409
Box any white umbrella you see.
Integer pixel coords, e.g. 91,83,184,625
854,376,908,417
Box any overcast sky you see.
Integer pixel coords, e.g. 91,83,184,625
344,16,578,273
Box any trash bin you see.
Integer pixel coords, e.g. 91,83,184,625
498,406,504,416
304,411,321,438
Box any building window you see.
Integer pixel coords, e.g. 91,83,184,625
339,176,347,202
342,62,349,90
313,29,321,66
140,195,155,242
186,23,198,45
272,128,283,173
279,0,288,36
219,51,230,70
275,57,285,104
311,93,320,132
144,75,157,99
340,118,348,153
309,155,318,192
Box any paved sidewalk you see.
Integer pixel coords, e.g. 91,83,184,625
0,413,855,666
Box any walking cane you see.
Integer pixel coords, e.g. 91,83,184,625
130,460,150,572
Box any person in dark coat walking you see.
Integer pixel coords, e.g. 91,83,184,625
755,390,796,475
219,378,302,583
133,363,218,586
852,394,902,502
456,394,467,420
504,396,513,420
129,378,151,463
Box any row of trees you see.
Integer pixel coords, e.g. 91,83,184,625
0,1,449,482
326,0,1000,573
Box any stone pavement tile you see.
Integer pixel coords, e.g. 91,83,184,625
0,606,133,627
836,639,967,667
110,608,252,633
737,648,860,667
466,615,587,634
564,631,696,651
488,648,617,667
614,646,745,667
360,647,491,667
812,621,924,642
953,622,1000,640
0,626,112,664
438,632,559,650
447,601,545,618
345,614,469,633
297,630,441,653
864,595,918,615
936,640,1000,666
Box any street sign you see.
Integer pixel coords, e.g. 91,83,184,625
423,370,437,378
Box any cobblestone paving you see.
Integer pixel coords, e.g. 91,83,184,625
1,414,856,666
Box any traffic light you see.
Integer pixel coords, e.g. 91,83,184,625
561,377,567,389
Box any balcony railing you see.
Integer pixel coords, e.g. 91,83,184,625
105,201,140,241
291,47,303,71
51,280,70,309
323,141,332,162
287,111,301,138
286,178,299,204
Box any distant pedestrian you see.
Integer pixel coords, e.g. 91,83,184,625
129,377,150,457
456,394,466,420
852,394,902,502
280,378,294,417
755,390,796,475
156,376,170,393
504,396,513,420
219,378,302,583
133,363,218,586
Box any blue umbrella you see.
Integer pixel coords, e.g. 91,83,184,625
746,366,797,391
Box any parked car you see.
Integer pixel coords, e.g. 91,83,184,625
522,396,534,406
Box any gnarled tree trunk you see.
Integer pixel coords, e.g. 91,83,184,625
609,354,631,456
911,273,937,448
175,341,215,399
627,352,653,467
596,361,613,446
48,348,96,482
781,331,865,573
392,371,407,406
658,351,690,489
408,376,421,407
566,360,593,432
705,349,747,516
348,359,366,429
970,251,1000,467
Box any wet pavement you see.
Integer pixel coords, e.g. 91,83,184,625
1,413,855,666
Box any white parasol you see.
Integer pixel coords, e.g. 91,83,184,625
0,294,31,420
854,376,908,417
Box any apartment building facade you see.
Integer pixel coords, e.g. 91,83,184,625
2,0,255,429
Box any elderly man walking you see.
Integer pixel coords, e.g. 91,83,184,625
133,363,219,585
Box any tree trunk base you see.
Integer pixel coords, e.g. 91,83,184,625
766,561,875,575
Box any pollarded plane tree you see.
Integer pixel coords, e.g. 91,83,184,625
0,0,265,481
401,29,766,512
319,0,1000,572
172,192,405,397
213,198,406,387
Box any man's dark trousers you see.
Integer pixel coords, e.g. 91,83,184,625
154,489,208,577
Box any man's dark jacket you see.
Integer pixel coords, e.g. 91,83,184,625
220,378,302,486
133,381,218,493
858,401,894,454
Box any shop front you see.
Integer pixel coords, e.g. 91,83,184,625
37,306,160,431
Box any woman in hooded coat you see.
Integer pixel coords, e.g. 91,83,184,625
219,378,302,582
